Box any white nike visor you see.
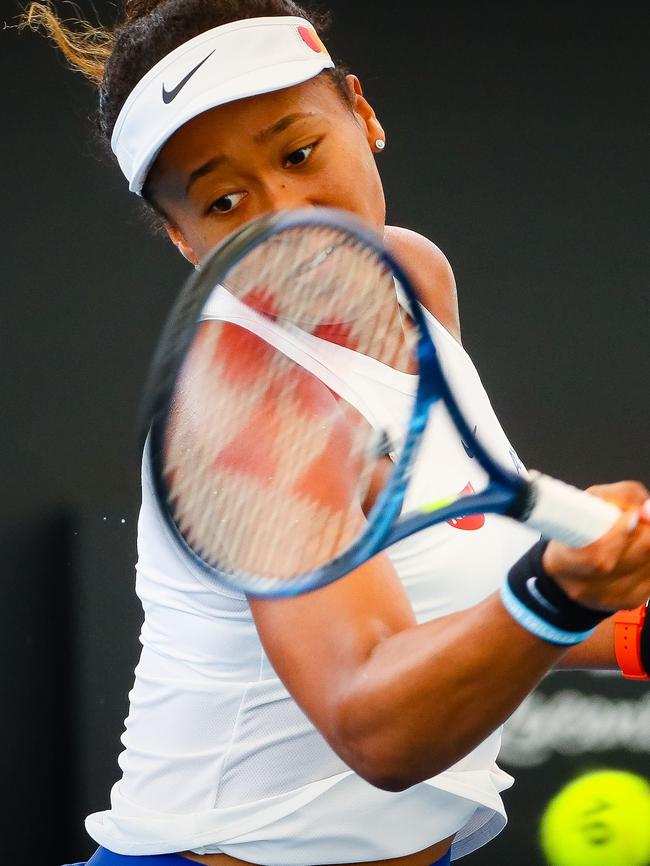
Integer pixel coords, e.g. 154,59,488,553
111,16,335,195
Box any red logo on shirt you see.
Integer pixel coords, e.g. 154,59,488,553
447,482,485,531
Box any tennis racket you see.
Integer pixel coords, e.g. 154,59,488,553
140,207,621,597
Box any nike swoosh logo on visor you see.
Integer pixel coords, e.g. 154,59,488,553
162,50,216,104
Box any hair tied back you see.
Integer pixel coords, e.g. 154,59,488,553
18,1,114,85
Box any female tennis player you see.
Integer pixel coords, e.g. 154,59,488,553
23,2,650,865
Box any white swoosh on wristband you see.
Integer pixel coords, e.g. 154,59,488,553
526,576,560,614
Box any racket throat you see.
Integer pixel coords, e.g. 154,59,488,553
505,478,537,523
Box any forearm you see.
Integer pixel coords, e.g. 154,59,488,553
255,501,650,793
552,614,617,670
334,591,566,790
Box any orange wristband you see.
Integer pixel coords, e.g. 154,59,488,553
614,602,649,680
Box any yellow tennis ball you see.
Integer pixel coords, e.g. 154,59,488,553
539,769,650,866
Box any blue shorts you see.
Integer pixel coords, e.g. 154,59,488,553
65,847,452,866
63,850,191,865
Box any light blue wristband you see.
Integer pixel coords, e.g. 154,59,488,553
500,581,597,646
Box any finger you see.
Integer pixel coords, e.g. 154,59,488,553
586,480,650,510
543,500,650,611
543,507,640,583
615,514,650,565
640,498,650,524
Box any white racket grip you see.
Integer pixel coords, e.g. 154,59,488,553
523,470,622,547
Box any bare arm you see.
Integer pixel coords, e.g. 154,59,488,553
250,556,565,792
251,494,650,793
553,615,618,670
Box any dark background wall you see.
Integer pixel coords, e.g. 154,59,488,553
2,1,649,863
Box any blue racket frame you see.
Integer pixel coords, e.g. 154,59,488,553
144,207,530,597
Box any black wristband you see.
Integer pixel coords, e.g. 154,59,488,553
502,539,612,645
640,600,650,677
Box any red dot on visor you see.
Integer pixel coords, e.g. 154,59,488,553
298,26,324,53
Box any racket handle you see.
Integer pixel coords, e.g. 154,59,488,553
522,470,622,547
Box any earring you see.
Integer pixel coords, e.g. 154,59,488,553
375,139,385,150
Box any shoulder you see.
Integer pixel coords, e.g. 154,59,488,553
383,225,461,343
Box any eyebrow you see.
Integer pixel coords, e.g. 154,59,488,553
186,155,227,195
253,112,313,144
185,112,314,196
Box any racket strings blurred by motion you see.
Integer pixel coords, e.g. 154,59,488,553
161,222,414,586
221,224,415,368
168,328,368,580
142,208,622,597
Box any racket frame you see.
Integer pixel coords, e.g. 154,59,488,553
142,208,535,597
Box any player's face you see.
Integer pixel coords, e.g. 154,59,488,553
149,74,386,266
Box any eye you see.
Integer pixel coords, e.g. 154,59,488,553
283,143,315,167
208,191,246,215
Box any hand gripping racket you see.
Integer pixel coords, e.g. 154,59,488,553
139,207,621,597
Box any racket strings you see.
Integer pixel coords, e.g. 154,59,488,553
169,336,331,572
166,335,355,577
225,227,411,367
164,223,419,585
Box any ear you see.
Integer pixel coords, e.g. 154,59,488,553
346,74,386,153
165,223,199,267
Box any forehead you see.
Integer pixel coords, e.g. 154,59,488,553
151,76,349,183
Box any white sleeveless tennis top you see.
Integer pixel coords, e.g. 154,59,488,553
85,285,540,861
